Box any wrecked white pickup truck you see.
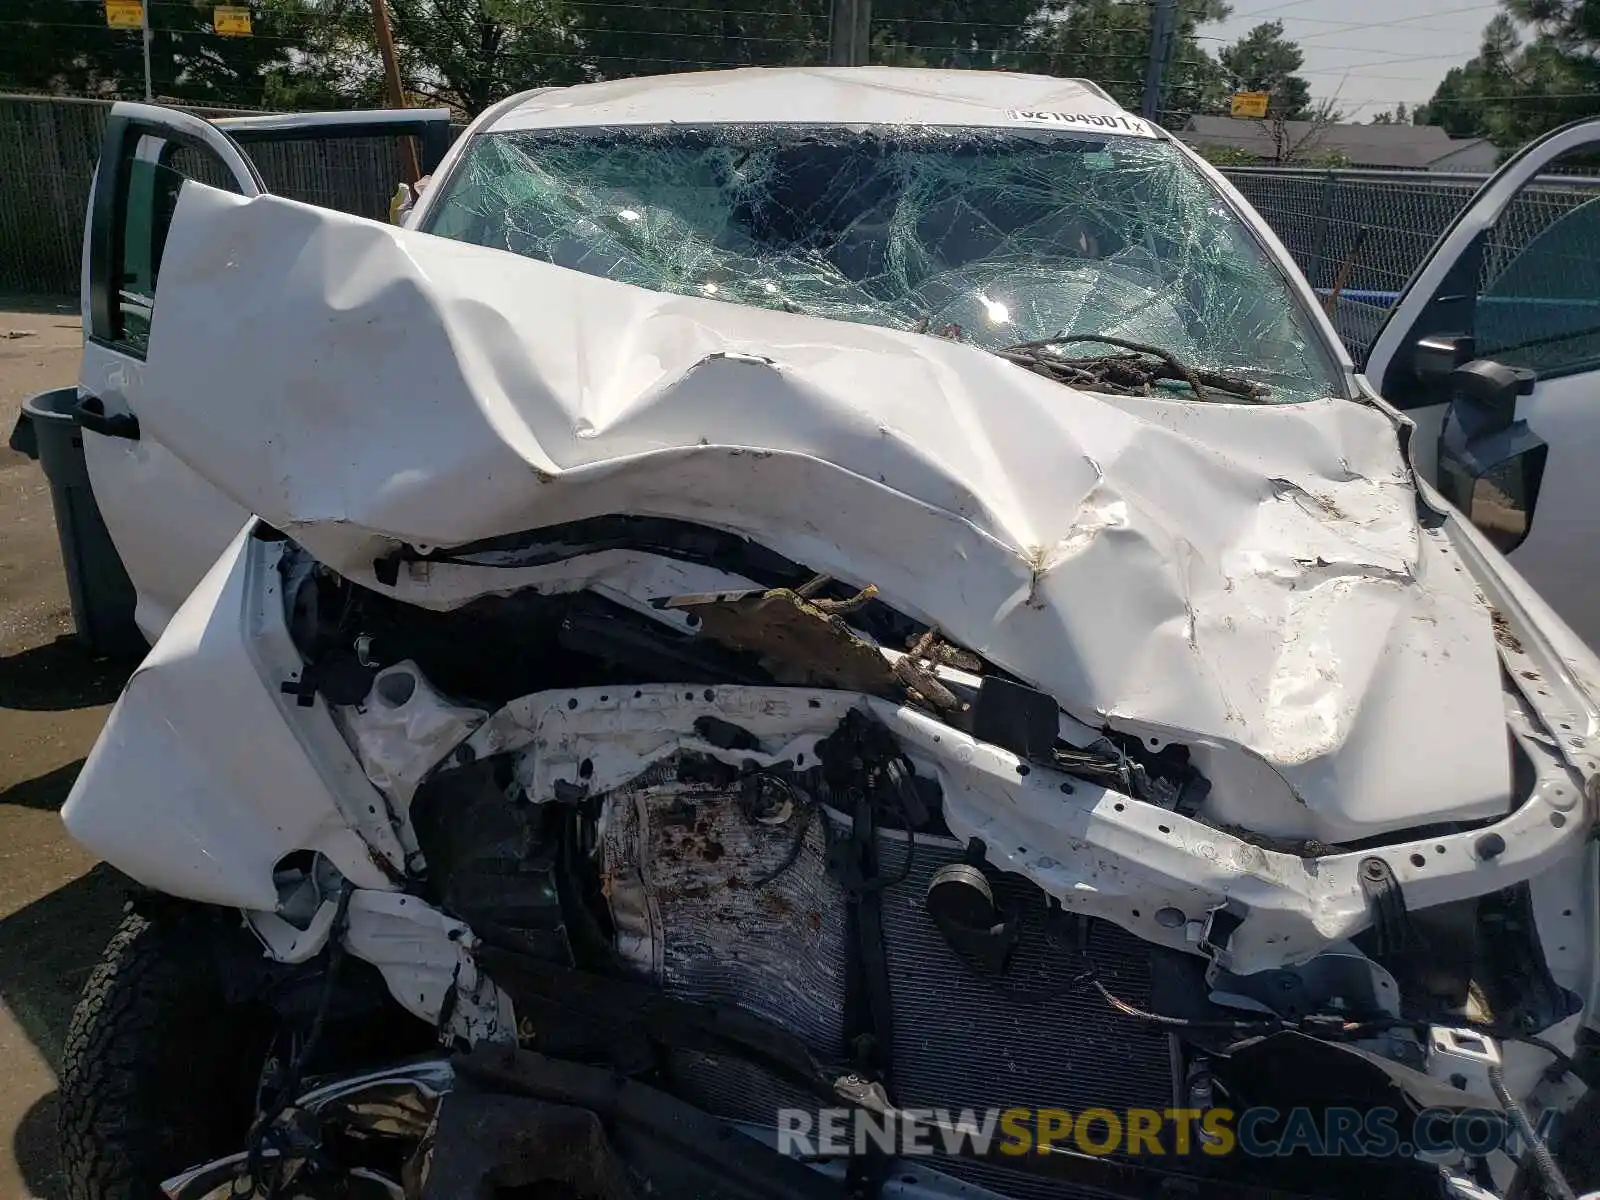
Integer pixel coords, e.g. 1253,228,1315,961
54,69,1599,1200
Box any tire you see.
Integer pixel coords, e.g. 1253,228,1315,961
57,908,272,1200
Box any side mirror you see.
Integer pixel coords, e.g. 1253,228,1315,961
1436,358,1545,555
1413,333,1476,385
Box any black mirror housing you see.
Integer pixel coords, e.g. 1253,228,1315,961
1436,357,1546,555
1413,333,1475,384
1448,359,1537,440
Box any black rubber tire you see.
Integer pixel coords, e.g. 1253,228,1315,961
57,908,271,1200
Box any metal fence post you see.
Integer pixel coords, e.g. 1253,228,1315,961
829,0,872,66
1140,0,1177,121
1306,169,1336,291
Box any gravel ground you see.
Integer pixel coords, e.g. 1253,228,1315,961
0,301,136,1200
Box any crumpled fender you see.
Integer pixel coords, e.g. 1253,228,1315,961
62,525,405,908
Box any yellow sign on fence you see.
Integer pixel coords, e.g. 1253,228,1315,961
213,6,252,34
104,0,144,28
1230,91,1270,119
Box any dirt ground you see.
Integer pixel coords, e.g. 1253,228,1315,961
0,302,135,1200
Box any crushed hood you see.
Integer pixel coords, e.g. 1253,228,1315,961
137,184,1510,843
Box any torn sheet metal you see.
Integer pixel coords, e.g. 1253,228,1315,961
138,184,1510,844
62,529,406,909
342,889,516,1042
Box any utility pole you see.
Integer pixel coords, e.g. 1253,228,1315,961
828,0,871,67
1139,0,1177,122
140,0,153,101
371,0,421,183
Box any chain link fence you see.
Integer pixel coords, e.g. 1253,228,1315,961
1224,168,1486,362
1229,167,1600,365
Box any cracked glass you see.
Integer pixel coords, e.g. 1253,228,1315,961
424,124,1344,404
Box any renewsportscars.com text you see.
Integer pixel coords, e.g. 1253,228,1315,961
777,1106,1525,1159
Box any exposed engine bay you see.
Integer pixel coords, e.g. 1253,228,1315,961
127,522,1597,1200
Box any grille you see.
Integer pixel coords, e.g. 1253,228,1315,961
602,782,1174,1199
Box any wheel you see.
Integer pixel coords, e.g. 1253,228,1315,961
57,907,273,1200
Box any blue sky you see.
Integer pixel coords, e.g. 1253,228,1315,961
1199,0,1500,118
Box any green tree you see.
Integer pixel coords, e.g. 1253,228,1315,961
271,0,593,114
1368,102,1411,124
1415,64,1495,137
1419,0,1600,147
567,0,826,85
871,0,1039,68
278,0,837,116
1217,20,1313,121
0,0,338,107
1006,0,1232,126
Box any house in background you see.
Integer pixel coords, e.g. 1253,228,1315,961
1180,116,1498,171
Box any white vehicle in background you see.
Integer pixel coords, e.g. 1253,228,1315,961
40,68,1600,1200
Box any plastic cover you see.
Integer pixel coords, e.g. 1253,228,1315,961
426,125,1342,404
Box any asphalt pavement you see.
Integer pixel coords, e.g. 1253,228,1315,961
0,301,135,1200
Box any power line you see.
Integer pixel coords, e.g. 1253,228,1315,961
1226,0,1325,22
1299,50,1481,75
1282,3,1499,40
1197,34,1480,55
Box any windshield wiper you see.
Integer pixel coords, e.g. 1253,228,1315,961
996,335,1270,403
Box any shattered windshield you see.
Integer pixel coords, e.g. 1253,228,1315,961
424,124,1344,404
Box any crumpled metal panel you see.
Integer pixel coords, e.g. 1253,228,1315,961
138,183,1510,843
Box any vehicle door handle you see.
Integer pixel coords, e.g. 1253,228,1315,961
74,395,141,441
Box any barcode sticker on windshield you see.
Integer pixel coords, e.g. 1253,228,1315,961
1006,110,1158,137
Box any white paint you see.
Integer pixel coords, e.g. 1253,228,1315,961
76,107,261,642
61,532,406,906
341,890,515,1042
482,67,1150,136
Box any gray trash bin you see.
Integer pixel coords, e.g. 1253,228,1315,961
9,387,146,659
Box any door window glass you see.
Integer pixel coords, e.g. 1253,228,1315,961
114,158,185,356
1475,163,1600,378
110,144,243,358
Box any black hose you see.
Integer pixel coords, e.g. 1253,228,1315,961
1489,1062,1578,1200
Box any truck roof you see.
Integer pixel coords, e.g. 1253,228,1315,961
485,66,1156,137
